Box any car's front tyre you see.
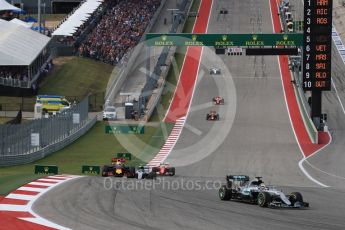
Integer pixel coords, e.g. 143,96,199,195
257,192,271,207
289,192,303,205
219,185,232,201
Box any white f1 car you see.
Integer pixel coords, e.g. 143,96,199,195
210,68,221,75
219,175,309,208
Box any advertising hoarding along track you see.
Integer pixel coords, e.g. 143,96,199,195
303,0,332,91
146,33,303,47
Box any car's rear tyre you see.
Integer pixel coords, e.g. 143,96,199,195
101,165,110,177
216,115,220,120
146,172,156,179
152,167,159,173
257,192,271,207
127,167,136,178
289,192,303,205
219,185,232,201
168,167,175,176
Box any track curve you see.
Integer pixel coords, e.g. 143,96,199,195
33,0,345,229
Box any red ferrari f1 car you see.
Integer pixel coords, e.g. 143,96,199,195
152,163,175,176
213,96,224,105
206,110,220,120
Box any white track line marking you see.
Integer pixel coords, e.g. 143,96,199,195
0,204,29,211
20,217,71,230
331,79,345,115
184,123,203,136
36,179,62,183
6,194,36,201
17,187,46,192
27,182,53,187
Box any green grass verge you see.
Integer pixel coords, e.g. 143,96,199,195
39,57,114,97
150,0,201,121
0,121,173,195
0,57,115,111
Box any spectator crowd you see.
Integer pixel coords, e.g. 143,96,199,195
0,60,53,89
78,0,161,65
0,66,28,85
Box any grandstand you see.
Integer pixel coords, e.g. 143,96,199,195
78,0,161,65
0,0,162,98
52,0,103,36
49,0,161,64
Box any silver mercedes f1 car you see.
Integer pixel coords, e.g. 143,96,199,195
219,175,309,208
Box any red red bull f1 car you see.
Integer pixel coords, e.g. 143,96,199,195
102,157,136,178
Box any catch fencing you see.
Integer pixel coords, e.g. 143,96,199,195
0,97,96,166
140,0,191,120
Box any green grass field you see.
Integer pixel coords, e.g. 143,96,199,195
0,121,173,195
0,57,115,111
39,57,115,97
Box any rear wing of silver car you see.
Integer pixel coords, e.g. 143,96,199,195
227,175,250,182
225,175,250,188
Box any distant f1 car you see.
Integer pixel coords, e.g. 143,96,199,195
218,175,309,208
152,163,175,176
213,96,224,105
206,110,220,120
102,157,136,178
210,68,221,75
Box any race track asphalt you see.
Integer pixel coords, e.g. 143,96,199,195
33,0,345,229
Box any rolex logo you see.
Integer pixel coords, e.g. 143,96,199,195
44,167,49,172
252,35,258,41
283,34,288,41
222,35,227,41
192,35,197,41
161,35,167,41
89,167,93,171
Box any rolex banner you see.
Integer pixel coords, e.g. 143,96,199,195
82,165,100,175
34,165,58,174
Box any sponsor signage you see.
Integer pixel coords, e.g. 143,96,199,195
82,165,100,174
303,0,332,91
105,125,144,134
73,113,80,124
31,133,40,146
35,165,58,174
146,33,303,47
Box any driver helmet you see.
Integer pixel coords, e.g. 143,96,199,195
260,183,267,190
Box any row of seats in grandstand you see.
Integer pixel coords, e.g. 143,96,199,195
78,0,161,65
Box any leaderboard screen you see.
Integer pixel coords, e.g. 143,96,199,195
303,0,332,91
